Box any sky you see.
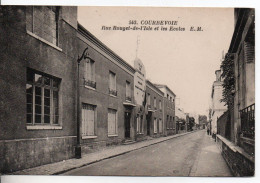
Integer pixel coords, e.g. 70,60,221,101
78,7,234,116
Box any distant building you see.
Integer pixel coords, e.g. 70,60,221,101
154,84,176,136
210,70,227,135
145,80,164,137
175,107,187,133
77,24,137,150
198,115,207,129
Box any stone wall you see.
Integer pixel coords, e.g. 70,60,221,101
0,136,76,173
216,135,254,176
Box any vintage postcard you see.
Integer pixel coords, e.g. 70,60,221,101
0,4,255,180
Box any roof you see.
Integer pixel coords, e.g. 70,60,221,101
77,23,136,74
154,84,176,97
146,80,164,96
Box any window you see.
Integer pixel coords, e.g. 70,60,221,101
154,97,157,109
136,115,143,134
170,116,172,129
159,100,162,111
126,81,131,101
84,59,96,89
154,118,157,133
159,118,163,133
166,115,169,129
108,109,117,136
26,68,60,125
82,104,96,136
172,117,175,129
27,6,59,45
109,71,117,96
147,93,151,108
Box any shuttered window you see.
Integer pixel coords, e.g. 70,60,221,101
108,109,117,135
27,6,59,45
126,81,131,101
136,115,140,133
159,118,163,133
109,71,116,90
82,104,95,136
154,118,157,133
84,59,95,82
159,100,162,110
109,71,117,96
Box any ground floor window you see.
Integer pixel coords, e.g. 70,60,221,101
26,68,60,125
108,108,117,135
82,104,96,136
154,118,157,133
136,115,143,134
159,118,163,133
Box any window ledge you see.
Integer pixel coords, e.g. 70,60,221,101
108,134,118,137
109,94,117,98
84,85,96,91
82,135,97,139
26,125,62,130
27,31,62,52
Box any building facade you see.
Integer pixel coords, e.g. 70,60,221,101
210,70,227,135
77,24,137,151
154,84,176,136
0,6,78,173
215,8,255,176
146,80,164,137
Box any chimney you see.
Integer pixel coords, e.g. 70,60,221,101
215,70,221,81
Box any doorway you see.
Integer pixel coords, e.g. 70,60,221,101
125,112,131,138
146,112,151,136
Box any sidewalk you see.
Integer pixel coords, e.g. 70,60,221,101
11,131,196,175
189,131,233,177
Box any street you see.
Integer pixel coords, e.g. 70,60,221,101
63,130,232,176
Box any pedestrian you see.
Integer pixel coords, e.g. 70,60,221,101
207,124,210,135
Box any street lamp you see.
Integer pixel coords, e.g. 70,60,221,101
75,47,90,159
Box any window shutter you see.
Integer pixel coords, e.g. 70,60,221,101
108,109,116,135
82,107,86,136
109,73,112,89
88,109,95,136
91,61,95,82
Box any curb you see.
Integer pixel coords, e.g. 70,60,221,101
55,130,198,175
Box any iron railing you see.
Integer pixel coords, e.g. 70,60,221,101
84,79,96,89
109,88,117,96
240,103,255,139
126,96,132,101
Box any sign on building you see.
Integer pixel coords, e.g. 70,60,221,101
134,58,146,106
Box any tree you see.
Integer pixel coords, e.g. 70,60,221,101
220,53,235,108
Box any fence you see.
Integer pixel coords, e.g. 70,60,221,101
240,103,255,139
217,108,235,143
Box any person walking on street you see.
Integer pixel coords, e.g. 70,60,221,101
207,124,210,135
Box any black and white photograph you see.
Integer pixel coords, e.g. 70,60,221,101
0,1,256,181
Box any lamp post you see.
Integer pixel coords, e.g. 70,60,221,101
75,47,89,159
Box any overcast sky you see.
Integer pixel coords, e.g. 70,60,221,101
78,7,234,116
